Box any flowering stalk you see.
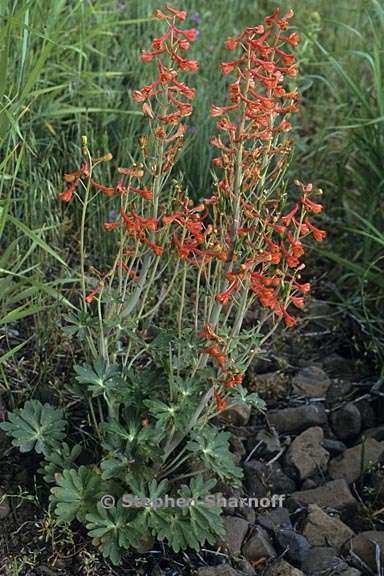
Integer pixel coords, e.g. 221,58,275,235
58,5,326,468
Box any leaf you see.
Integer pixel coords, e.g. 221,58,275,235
86,502,141,565
0,400,66,454
74,358,120,398
41,443,82,483
187,426,243,486
51,466,105,524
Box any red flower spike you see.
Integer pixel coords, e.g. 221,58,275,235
214,389,228,412
85,288,98,304
58,178,79,202
304,218,327,241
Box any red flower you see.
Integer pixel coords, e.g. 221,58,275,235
214,389,228,412
58,178,79,202
85,288,98,304
302,197,323,214
304,218,327,241
216,280,237,305
197,324,222,342
203,345,227,369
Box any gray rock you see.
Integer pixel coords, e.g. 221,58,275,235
356,399,376,429
244,461,269,497
290,479,357,513
363,425,384,442
301,478,318,490
339,570,362,576
222,516,249,556
327,379,353,405
257,507,291,533
285,427,329,480
329,438,384,484
234,559,255,576
302,504,355,550
244,461,296,498
331,402,362,441
300,547,349,575
0,490,10,519
197,566,241,576
322,438,347,456
347,530,384,572
268,404,327,434
292,366,331,398
222,403,251,426
254,428,281,458
322,354,355,380
265,559,304,576
270,462,297,494
276,529,311,564
248,371,289,403
242,526,276,562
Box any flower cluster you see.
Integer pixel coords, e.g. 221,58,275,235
58,5,326,415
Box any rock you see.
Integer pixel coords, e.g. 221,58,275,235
301,478,318,490
0,490,10,519
275,529,311,564
244,461,296,498
347,530,384,572
242,526,276,562
285,427,329,480
322,354,355,380
300,547,349,575
356,399,376,429
339,570,362,576
330,402,362,441
265,559,304,576
230,435,246,457
244,461,269,497
292,366,331,398
329,438,384,484
234,559,255,576
197,566,240,576
257,507,291,532
222,403,251,426
322,438,347,456
222,516,249,556
363,425,384,442
254,427,281,458
302,504,355,550
326,379,353,405
268,404,327,434
269,462,297,494
248,372,289,403
290,479,357,513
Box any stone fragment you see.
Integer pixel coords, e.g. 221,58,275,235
326,379,353,405
322,438,347,456
275,529,311,564
265,559,304,576
329,438,384,484
197,566,241,576
254,427,281,458
285,427,329,480
257,507,291,533
222,403,251,426
268,404,327,434
290,479,357,512
300,547,349,575
292,366,331,398
222,516,249,556
330,402,362,441
302,504,355,550
242,526,276,562
347,531,384,572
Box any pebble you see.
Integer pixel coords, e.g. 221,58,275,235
275,529,311,564
290,479,357,513
330,402,362,441
302,504,355,551
284,426,329,480
292,366,331,398
347,530,384,572
222,403,251,426
222,516,249,556
264,559,304,576
257,507,292,533
268,404,327,434
300,547,349,575
242,526,276,562
328,438,384,484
